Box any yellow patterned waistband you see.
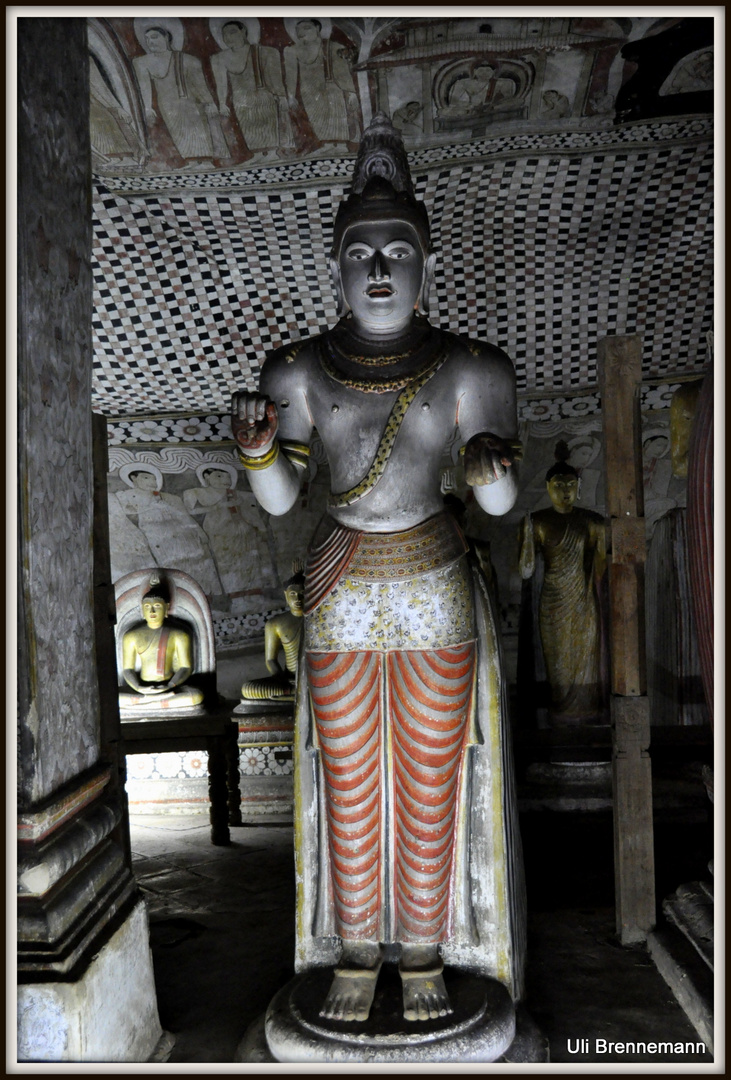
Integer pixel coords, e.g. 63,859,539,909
347,513,468,582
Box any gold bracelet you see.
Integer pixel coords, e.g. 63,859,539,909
238,441,280,470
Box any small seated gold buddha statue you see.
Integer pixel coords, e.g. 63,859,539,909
119,573,204,712
239,568,304,702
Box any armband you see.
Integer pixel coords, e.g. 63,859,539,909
238,441,280,470
280,440,311,471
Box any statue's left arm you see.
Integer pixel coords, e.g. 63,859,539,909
167,631,192,689
456,344,521,517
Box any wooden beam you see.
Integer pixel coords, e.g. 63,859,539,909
599,333,656,944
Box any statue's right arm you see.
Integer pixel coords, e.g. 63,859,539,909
231,349,313,516
121,634,144,692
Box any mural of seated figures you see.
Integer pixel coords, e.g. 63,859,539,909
183,463,279,612
87,15,710,174
283,17,361,154
434,57,532,132
209,17,293,164
114,463,224,599
132,17,227,167
88,18,149,170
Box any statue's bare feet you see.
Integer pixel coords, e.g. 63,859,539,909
400,943,453,1021
319,941,383,1022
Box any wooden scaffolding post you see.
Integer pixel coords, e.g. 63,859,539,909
598,333,656,944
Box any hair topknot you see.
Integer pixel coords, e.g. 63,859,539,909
143,571,170,605
331,112,431,254
545,440,579,481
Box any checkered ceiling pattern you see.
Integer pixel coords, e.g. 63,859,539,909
92,130,713,416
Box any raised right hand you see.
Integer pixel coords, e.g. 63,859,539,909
231,392,279,455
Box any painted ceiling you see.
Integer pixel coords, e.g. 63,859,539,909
89,15,714,418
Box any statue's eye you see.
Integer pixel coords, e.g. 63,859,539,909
346,244,372,261
384,243,414,260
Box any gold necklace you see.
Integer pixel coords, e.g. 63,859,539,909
329,318,430,366
320,332,443,394
329,335,425,367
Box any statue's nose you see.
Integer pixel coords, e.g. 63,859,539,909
368,251,390,281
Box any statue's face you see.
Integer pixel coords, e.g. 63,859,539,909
643,436,668,461
223,23,247,48
338,220,425,334
142,599,168,628
547,474,578,513
205,469,232,489
132,471,158,491
296,20,319,43
284,584,304,616
475,65,494,83
145,29,170,53
569,442,597,470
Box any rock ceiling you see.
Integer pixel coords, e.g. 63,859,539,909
89,15,714,417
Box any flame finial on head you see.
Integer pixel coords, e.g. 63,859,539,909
143,571,170,604
350,111,415,197
546,440,579,481
331,112,430,254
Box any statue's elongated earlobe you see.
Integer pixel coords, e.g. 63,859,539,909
329,256,348,317
417,252,437,316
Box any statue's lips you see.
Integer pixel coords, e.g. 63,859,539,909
366,286,393,298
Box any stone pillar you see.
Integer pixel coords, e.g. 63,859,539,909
17,17,164,1062
598,334,656,945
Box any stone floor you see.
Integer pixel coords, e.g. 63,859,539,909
130,812,713,1066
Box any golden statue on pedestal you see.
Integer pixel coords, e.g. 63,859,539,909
240,566,304,702
519,442,607,725
119,573,204,711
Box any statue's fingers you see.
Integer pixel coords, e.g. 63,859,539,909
265,401,278,429
493,456,507,481
244,397,259,426
255,397,267,423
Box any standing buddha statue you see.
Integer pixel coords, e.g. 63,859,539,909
231,113,525,1025
518,442,608,725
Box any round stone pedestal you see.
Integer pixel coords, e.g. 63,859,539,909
257,966,516,1063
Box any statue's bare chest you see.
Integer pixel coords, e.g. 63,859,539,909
308,364,458,481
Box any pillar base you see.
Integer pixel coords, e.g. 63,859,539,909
18,898,164,1062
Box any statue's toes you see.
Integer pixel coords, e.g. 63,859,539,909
352,995,370,1022
319,992,340,1019
416,994,431,1022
